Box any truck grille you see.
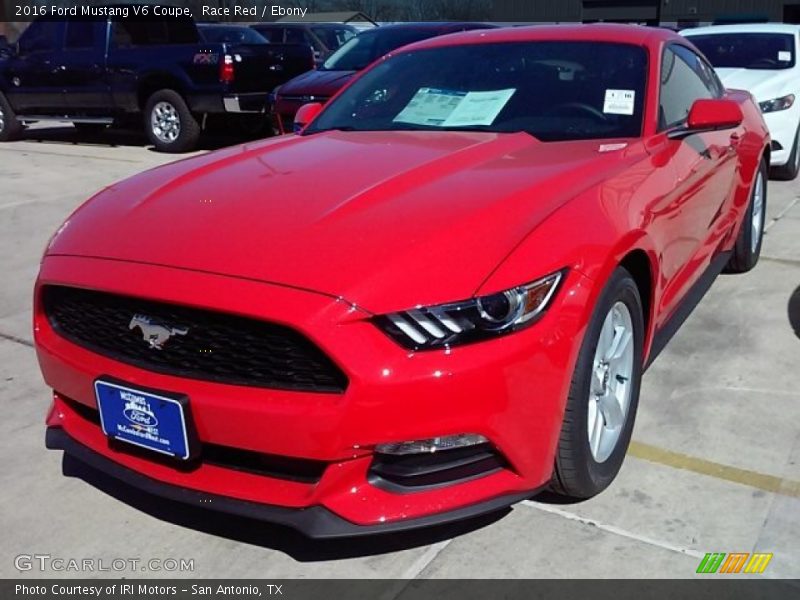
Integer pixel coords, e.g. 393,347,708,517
42,285,348,393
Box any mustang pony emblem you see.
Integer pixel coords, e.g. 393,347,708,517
128,314,188,350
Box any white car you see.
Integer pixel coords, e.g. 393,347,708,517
683,23,800,180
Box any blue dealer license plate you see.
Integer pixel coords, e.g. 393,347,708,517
95,380,191,460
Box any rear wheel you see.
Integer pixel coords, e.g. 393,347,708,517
771,125,800,180
0,92,23,142
144,89,201,153
551,267,644,499
726,158,767,274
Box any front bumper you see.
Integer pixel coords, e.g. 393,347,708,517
36,255,591,534
46,428,538,538
763,106,799,166
222,93,269,114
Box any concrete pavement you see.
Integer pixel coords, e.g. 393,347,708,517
1,124,798,579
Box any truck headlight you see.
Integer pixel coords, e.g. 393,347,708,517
759,94,795,113
375,271,564,350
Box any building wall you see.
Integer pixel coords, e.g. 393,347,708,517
492,0,800,22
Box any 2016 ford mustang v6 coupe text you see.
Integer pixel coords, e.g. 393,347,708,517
37,25,769,537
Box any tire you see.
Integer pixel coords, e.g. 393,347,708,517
73,123,108,134
551,267,644,500
0,91,24,142
143,89,201,153
770,125,800,181
725,158,767,274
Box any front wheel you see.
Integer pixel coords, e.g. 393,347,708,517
144,89,201,153
551,267,644,500
725,158,767,274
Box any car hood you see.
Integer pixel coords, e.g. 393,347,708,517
48,131,637,313
278,69,356,98
715,67,797,102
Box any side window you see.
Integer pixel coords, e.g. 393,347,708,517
110,19,196,48
17,20,63,54
659,46,715,130
259,28,281,43
673,44,724,97
65,21,96,50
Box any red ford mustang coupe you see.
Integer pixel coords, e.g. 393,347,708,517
37,25,769,537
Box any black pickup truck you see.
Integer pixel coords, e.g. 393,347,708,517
0,16,314,151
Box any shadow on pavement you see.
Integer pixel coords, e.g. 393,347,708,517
62,454,510,560
16,123,271,153
789,284,800,340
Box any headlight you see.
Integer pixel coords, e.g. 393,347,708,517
375,271,564,350
759,94,795,113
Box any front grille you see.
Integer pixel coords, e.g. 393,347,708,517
43,285,348,393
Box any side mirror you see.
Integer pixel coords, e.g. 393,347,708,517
688,98,743,130
670,98,743,139
293,102,323,133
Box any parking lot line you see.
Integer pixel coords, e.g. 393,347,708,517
765,196,800,231
521,500,706,559
0,146,145,164
628,440,800,499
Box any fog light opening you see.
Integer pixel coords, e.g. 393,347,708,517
375,433,488,456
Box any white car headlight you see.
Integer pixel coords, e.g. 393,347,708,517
375,271,564,350
759,94,795,113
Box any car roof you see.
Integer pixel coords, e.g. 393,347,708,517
254,22,355,29
197,23,249,29
682,23,800,36
397,23,679,52
375,22,496,32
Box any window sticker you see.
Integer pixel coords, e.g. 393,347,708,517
779,51,792,62
393,87,516,127
443,89,516,127
393,88,467,126
603,89,636,116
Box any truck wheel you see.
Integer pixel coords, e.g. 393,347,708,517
144,90,200,153
0,92,24,142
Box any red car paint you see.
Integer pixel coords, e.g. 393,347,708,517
37,25,769,534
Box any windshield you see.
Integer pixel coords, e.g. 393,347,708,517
200,27,267,45
307,41,647,142
321,28,448,71
687,33,796,69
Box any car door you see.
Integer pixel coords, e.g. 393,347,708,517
4,19,67,114
60,19,112,114
649,43,739,323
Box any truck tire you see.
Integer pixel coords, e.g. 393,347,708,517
144,89,201,153
0,92,24,142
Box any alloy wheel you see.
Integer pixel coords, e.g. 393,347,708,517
587,301,634,463
151,101,181,144
751,170,765,253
